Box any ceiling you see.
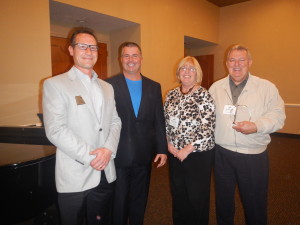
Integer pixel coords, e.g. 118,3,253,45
184,36,215,49
50,0,138,32
50,0,252,32
207,0,251,7
50,0,251,49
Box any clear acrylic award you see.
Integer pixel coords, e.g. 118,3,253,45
233,105,251,124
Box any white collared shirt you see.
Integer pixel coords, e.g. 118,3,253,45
75,68,103,121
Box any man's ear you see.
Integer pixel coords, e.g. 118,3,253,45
68,45,74,56
248,58,253,67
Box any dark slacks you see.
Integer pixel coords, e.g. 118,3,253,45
58,171,115,225
215,145,269,225
169,149,215,225
112,165,152,225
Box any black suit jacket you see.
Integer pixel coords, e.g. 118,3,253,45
106,73,167,167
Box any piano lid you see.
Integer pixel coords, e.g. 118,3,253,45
0,143,56,168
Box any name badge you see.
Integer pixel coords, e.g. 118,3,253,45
75,96,86,105
223,105,236,115
169,116,179,128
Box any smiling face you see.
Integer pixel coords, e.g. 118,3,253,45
226,49,252,85
68,33,98,76
178,61,197,88
120,46,143,78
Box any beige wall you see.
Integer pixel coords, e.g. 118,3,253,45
188,0,300,134
0,0,218,126
0,0,298,134
58,0,219,95
0,0,51,125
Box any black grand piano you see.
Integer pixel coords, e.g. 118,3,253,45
0,126,57,225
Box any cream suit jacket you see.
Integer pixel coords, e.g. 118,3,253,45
43,67,121,193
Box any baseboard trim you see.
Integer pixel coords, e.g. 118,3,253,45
272,132,300,139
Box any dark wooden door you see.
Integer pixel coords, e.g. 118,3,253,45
194,55,214,89
50,36,108,79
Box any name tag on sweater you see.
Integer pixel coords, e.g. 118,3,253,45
223,105,236,115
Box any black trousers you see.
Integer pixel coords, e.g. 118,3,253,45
214,145,269,225
112,165,152,225
169,149,215,225
57,171,115,225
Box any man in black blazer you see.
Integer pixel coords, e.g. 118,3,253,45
106,42,167,225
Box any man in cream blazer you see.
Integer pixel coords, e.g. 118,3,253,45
43,27,121,225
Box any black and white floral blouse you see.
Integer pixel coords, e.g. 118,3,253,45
164,86,216,152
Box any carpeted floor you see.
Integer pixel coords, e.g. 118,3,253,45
13,133,299,225
144,133,300,225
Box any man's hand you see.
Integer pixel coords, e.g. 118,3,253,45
89,148,112,171
154,154,167,168
232,121,257,134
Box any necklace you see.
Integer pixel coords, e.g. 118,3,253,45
180,85,195,95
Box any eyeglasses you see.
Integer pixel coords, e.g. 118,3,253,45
179,66,196,73
73,43,99,51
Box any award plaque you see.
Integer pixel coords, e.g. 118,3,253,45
233,105,251,124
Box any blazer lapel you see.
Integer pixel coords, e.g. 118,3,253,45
96,79,106,125
119,75,137,118
136,75,147,119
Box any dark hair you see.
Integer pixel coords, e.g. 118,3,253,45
119,42,142,56
69,27,97,46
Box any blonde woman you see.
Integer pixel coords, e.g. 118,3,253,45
164,56,215,225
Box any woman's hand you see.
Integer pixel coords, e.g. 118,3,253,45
168,143,179,157
176,144,195,162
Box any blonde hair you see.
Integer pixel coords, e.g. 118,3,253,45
176,56,203,84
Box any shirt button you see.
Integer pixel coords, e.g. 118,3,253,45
99,128,103,131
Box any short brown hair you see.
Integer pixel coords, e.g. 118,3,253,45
119,42,142,56
69,27,97,46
